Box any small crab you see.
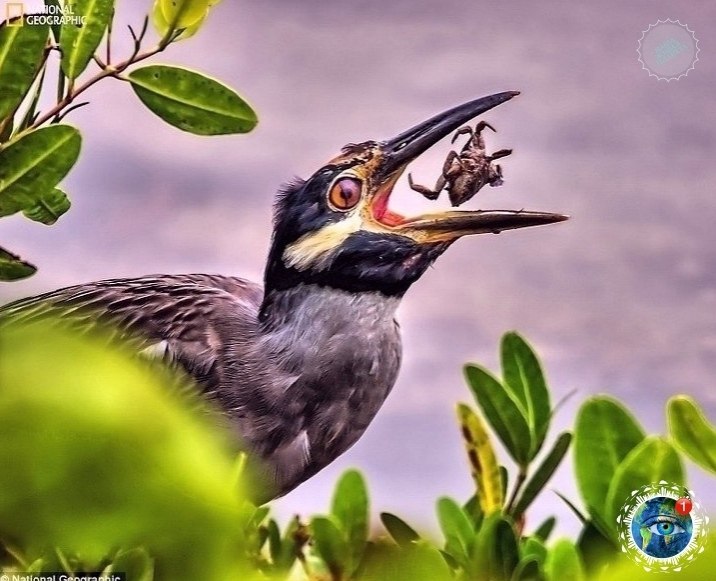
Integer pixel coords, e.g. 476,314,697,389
408,121,512,207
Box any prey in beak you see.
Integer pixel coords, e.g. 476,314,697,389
277,91,567,288
352,91,568,244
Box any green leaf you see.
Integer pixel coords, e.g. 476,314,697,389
152,0,171,35
311,516,347,576
574,396,645,520
585,508,614,548
0,324,249,580
0,116,12,141
475,514,519,581
277,516,303,570
250,505,270,527
56,548,74,574
160,0,210,29
512,432,572,518
331,469,369,573
152,0,205,40
465,365,531,465
0,125,81,217
18,65,46,132
605,436,684,532
128,65,257,135
108,548,154,581
576,521,618,575
494,519,520,581
27,558,45,573
533,516,556,542
360,541,453,581
520,537,547,567
437,496,474,563
457,403,504,514
22,187,71,225
554,491,587,525
668,395,716,474
380,512,419,547
267,519,281,563
45,0,63,42
501,332,551,458
0,20,49,120
511,557,542,581
463,494,484,530
500,465,509,499
544,540,585,581
0,246,36,281
60,0,115,79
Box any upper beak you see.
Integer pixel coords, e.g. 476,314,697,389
381,91,521,175
370,91,568,241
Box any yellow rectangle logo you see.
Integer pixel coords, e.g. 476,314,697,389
5,2,25,26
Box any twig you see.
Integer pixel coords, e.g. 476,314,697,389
127,24,139,47
8,13,176,138
505,465,528,514
125,17,150,69
54,101,90,123
53,76,75,123
27,28,172,131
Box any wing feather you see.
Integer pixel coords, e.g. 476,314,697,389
0,274,264,386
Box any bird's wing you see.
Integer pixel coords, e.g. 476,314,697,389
0,274,264,383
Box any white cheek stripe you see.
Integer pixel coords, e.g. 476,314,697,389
283,211,363,271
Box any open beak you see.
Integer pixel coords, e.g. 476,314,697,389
367,91,568,243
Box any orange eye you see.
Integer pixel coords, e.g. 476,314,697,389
328,177,362,211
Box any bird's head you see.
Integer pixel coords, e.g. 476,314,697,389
264,91,567,298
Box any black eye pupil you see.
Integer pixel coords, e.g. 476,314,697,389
330,177,362,209
341,180,358,196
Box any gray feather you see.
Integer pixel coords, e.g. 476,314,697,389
0,275,402,501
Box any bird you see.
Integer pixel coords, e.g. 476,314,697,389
0,91,567,502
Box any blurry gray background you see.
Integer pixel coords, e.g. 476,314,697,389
3,0,715,535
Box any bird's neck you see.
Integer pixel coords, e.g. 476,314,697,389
250,283,403,497
259,284,400,339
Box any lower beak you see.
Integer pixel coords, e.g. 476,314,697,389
371,91,568,241
393,209,568,243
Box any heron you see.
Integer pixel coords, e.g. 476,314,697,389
0,91,567,502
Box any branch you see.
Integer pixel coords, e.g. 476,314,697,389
54,102,90,123
27,20,172,131
505,465,528,514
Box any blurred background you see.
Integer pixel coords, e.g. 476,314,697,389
2,0,714,536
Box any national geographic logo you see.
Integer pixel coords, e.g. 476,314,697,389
5,2,24,25
4,2,88,27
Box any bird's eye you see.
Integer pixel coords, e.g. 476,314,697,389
328,177,362,211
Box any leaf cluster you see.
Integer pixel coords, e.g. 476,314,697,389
0,0,257,280
0,326,713,580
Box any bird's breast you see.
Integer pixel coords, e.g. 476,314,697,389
243,285,403,495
